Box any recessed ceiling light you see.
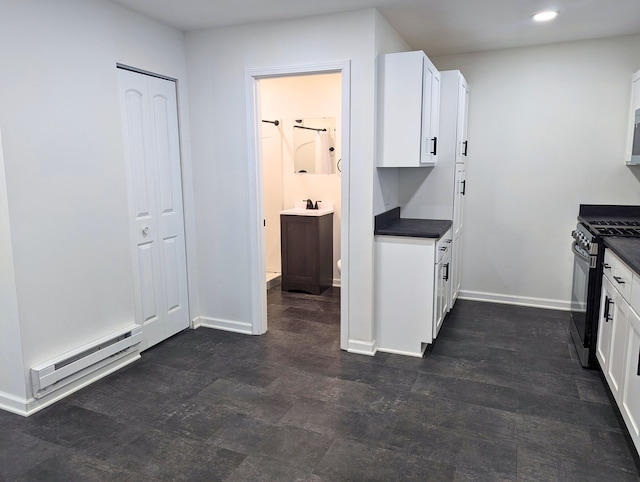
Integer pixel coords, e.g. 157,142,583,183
533,10,558,22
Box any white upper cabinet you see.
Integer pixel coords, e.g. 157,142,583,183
456,75,470,164
378,51,441,167
626,69,640,165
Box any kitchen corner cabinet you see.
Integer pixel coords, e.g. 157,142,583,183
280,213,333,295
374,229,452,357
378,50,441,167
596,248,640,456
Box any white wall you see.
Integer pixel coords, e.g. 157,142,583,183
373,14,410,214
0,129,26,402
433,35,640,308
186,9,408,351
0,0,195,406
260,73,343,282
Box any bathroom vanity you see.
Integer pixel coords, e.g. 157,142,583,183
374,207,453,357
280,204,333,295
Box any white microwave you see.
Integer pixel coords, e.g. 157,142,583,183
632,108,640,164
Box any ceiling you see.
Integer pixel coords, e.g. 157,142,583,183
110,0,640,56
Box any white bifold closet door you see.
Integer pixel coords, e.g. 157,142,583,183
118,68,189,351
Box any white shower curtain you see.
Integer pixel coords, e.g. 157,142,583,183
314,130,332,174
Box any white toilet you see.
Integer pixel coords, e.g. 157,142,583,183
337,259,341,274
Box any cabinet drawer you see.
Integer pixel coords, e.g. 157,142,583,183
605,250,633,301
614,258,633,301
436,230,452,263
603,249,616,281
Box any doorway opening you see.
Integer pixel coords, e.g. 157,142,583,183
246,62,350,350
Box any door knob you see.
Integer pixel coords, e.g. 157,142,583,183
142,227,149,237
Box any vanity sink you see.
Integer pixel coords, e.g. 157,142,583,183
280,202,334,216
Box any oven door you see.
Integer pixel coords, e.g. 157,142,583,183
570,241,590,337
570,238,602,367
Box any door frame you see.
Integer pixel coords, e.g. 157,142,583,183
245,61,350,349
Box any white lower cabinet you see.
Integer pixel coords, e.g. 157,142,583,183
374,230,452,357
598,276,629,401
597,248,640,456
597,277,615,372
434,238,451,339
622,307,640,447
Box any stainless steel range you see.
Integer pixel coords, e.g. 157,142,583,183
570,204,640,367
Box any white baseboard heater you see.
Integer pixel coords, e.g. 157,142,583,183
30,325,143,399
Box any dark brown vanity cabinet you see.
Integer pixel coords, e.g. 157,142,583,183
280,213,333,295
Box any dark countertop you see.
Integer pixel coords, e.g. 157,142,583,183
374,207,452,239
604,237,640,275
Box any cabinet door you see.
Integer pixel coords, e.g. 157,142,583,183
281,216,318,286
621,306,640,452
597,277,615,372
421,58,440,165
379,52,424,168
453,165,465,236
627,72,640,164
610,294,630,401
457,77,470,164
451,231,462,307
433,249,451,338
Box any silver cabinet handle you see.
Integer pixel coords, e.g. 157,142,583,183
142,227,149,237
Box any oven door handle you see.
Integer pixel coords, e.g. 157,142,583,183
572,241,590,262
572,241,596,268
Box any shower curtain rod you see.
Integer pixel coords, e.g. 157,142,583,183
293,125,327,132
262,119,279,126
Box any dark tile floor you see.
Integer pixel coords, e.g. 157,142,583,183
1,287,639,481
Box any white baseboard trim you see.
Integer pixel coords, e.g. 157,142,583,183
458,290,571,311
195,316,253,335
376,346,426,358
332,278,341,288
0,352,140,417
347,338,376,356
0,390,29,416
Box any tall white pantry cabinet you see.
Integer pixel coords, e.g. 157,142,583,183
441,70,470,307
393,68,470,308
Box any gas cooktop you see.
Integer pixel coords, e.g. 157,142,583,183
578,205,640,237
589,226,640,236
